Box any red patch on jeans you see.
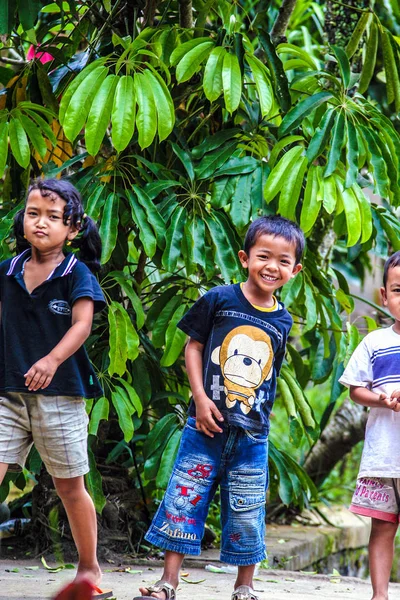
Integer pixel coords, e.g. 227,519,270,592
187,464,213,479
229,532,241,542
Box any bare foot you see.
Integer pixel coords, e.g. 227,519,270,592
138,586,167,599
75,563,102,588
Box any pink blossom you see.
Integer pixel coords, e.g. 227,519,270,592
27,45,54,64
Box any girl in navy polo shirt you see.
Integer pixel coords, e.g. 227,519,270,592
0,179,112,598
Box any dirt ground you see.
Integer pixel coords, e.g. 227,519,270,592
1,560,400,600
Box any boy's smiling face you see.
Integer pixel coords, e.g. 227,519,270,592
381,265,400,332
238,233,302,304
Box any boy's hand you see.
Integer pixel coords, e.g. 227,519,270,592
379,392,400,412
24,355,59,391
194,396,224,437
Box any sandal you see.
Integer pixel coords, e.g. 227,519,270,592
132,580,176,599
231,585,259,600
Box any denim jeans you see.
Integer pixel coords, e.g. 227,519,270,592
145,416,269,565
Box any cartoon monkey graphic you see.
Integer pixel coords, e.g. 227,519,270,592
211,325,274,414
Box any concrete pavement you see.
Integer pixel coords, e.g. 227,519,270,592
1,561,400,600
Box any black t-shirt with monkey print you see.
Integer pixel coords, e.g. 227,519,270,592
178,283,293,434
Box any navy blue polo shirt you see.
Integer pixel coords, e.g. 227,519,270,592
0,250,106,398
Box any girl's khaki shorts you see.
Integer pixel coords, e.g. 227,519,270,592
0,392,89,479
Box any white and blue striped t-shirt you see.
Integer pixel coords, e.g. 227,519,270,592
339,326,400,478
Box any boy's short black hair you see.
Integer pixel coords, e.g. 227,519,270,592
383,251,400,288
243,215,305,264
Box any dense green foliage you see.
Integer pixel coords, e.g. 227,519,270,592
0,0,399,528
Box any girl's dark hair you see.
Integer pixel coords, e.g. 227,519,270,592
14,178,102,273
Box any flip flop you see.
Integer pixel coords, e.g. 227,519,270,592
93,586,114,599
53,579,114,600
132,580,176,599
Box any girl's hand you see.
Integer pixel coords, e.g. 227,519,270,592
24,355,59,391
194,396,224,437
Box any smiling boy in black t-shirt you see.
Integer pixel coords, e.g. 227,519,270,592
134,215,304,600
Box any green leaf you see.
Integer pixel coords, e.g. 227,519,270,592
264,145,304,204
269,135,304,169
222,52,242,114
152,295,183,348
116,377,143,417
22,108,57,146
143,413,178,461
59,59,106,124
110,272,145,329
203,46,225,102
108,301,127,376
18,0,41,30
276,43,318,70
9,117,30,168
0,121,9,177
306,108,335,163
127,189,157,258
195,139,237,180
171,142,195,181
278,91,334,137
191,128,240,159
121,306,139,361
162,205,186,271
170,36,213,66
382,29,400,111
324,110,345,177
345,11,371,58
186,216,206,270
86,74,118,156
281,272,303,307
161,304,187,366
156,429,182,488
36,63,58,112
134,71,157,149
88,396,109,436
322,173,337,214
278,155,307,221
99,192,119,263
331,45,350,89
258,31,291,113
359,18,378,94
345,118,358,188
85,447,106,513
144,68,175,142
205,213,238,283
352,184,372,243
230,173,252,230
215,156,258,177
111,388,134,442
176,41,214,83
300,164,320,233
133,185,166,249
18,113,48,159
85,187,106,221
110,75,136,152
63,65,109,142
245,53,273,118
342,187,361,246
361,125,390,198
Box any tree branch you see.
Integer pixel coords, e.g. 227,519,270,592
179,0,193,28
0,55,26,66
304,398,368,488
270,0,298,45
